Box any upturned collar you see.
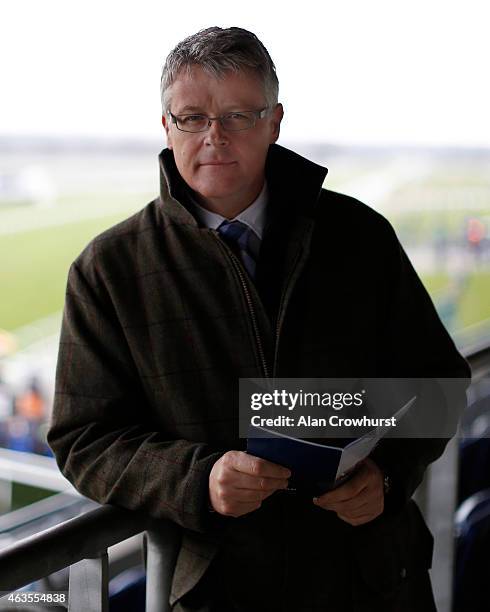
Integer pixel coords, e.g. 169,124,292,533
157,143,328,226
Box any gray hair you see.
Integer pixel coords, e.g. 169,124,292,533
160,27,279,114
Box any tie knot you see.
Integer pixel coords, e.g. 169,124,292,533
217,220,259,279
218,219,252,243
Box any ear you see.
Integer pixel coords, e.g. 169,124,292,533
162,114,173,150
269,103,284,144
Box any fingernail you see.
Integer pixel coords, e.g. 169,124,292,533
313,497,319,504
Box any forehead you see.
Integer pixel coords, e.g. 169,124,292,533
168,65,266,113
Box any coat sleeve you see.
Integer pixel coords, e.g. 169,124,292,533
369,220,471,515
47,259,225,534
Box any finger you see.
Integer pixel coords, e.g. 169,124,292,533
338,502,373,519
216,499,262,518
314,495,369,514
319,475,368,504
316,479,368,505
337,498,384,525
313,491,375,521
320,484,379,508
337,512,375,526
319,498,371,514
316,481,383,512
335,496,384,521
215,459,289,490
232,472,290,491
317,461,378,504
231,451,291,479
228,487,274,503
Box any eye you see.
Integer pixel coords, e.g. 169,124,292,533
225,112,248,120
181,114,205,124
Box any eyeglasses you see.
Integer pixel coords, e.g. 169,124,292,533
167,108,269,133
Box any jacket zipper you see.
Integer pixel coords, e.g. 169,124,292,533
212,225,311,380
272,246,303,378
211,232,270,379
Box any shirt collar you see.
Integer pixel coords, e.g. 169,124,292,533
190,181,268,240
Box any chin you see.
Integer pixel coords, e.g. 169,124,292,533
192,182,239,201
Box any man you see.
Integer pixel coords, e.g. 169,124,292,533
48,27,470,611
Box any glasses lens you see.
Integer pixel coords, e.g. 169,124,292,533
221,112,255,131
177,115,208,132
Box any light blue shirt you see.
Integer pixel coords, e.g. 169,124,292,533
190,181,268,242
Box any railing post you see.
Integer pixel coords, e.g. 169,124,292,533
0,479,12,513
145,521,181,612
68,552,109,612
425,434,460,612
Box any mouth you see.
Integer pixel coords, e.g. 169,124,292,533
199,161,237,166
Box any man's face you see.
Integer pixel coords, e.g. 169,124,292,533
162,65,283,213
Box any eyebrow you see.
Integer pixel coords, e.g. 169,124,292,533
174,104,261,114
175,105,205,114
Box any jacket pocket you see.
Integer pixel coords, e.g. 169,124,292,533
352,499,434,599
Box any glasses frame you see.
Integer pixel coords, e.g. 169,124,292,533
167,107,270,133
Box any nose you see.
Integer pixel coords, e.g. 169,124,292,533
204,118,229,146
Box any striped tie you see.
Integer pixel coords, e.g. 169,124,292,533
217,220,260,280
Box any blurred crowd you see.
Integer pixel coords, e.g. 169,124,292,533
0,370,52,456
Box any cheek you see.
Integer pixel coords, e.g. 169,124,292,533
183,138,202,159
174,145,203,186
239,140,268,171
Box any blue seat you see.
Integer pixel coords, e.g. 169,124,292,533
458,392,490,504
458,429,490,504
109,566,146,612
459,395,490,439
454,488,490,612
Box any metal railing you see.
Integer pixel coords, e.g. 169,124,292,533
0,447,79,514
0,503,180,612
0,345,488,612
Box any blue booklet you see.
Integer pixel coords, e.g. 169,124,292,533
246,395,416,496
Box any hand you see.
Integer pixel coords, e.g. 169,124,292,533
209,451,291,517
313,458,384,526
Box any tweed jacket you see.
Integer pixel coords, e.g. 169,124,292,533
48,144,470,608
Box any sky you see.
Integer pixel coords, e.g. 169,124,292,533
2,0,490,147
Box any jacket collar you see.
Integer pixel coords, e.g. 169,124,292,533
157,143,328,226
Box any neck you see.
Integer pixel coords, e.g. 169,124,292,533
192,180,265,220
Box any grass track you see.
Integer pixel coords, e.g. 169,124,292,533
1,212,137,331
